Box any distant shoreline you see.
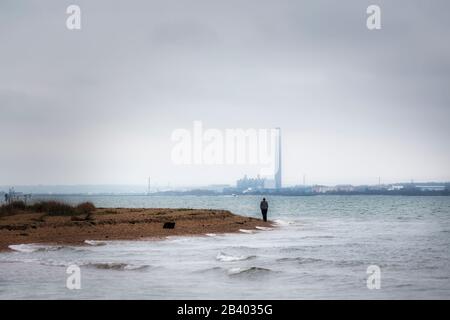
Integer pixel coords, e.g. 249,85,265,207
148,190,450,196
0,208,271,252
18,191,450,197
2,182,449,198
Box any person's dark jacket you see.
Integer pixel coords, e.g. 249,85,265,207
260,200,268,210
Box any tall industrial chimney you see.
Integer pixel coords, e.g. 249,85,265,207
275,127,282,189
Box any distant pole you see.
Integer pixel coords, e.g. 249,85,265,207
303,174,306,187
147,177,151,195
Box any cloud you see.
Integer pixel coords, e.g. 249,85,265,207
0,0,449,185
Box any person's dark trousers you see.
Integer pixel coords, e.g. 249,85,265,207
261,209,268,222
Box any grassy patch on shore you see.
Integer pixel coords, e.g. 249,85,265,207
0,201,96,217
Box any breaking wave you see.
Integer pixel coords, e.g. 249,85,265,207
216,252,256,262
272,219,294,226
8,244,79,253
255,226,274,231
227,267,273,276
84,240,107,246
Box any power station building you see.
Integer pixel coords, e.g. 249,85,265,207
236,127,282,191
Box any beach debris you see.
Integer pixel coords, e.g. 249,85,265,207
163,222,176,229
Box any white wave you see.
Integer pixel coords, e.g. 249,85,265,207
255,226,273,231
8,244,38,253
205,233,217,237
216,252,255,262
8,244,67,253
273,219,293,226
123,264,149,271
228,267,244,274
84,240,107,246
227,266,272,276
239,229,254,234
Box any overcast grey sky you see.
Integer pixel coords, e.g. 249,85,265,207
1,0,449,187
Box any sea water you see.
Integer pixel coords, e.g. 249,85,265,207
0,195,449,299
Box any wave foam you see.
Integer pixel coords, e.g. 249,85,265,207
273,219,293,226
216,252,255,262
84,240,107,246
255,226,273,231
8,244,68,253
228,266,272,276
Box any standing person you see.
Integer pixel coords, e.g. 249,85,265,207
260,198,268,222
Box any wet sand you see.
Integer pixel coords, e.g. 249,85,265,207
0,208,271,251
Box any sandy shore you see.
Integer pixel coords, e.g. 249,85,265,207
0,208,272,251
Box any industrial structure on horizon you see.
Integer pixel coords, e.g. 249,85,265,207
235,127,282,191
275,127,282,189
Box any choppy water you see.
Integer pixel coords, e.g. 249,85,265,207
1,195,449,299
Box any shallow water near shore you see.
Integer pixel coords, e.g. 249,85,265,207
1,195,449,299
